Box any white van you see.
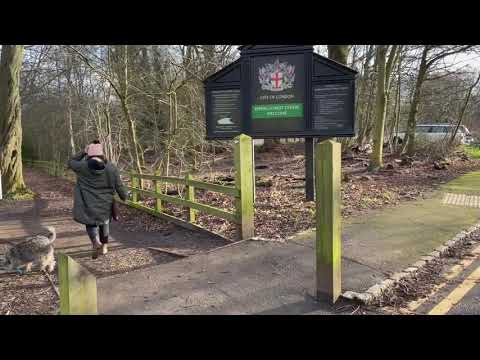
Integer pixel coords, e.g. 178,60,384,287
394,124,473,145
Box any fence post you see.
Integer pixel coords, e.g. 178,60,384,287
154,175,163,213
234,134,254,240
315,139,342,304
131,174,138,203
56,162,62,177
185,173,196,223
58,253,97,315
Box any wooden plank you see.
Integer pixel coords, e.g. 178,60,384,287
31,160,51,164
125,187,238,223
187,179,239,197
186,201,238,223
155,176,186,185
147,247,192,257
120,171,186,185
154,178,163,213
120,171,237,195
0,270,17,275
315,139,342,304
186,174,197,223
58,253,97,315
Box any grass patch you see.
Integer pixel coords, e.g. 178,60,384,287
441,171,480,195
4,187,36,200
464,145,480,159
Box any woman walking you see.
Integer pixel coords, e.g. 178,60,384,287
68,141,128,259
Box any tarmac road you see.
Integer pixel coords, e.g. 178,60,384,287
403,243,480,315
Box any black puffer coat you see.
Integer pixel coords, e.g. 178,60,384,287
68,151,128,226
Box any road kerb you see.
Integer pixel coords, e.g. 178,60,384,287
341,222,480,305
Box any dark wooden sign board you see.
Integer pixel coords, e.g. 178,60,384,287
204,45,358,200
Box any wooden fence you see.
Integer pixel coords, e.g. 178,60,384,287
25,134,255,240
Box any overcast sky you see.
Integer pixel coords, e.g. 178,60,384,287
445,51,480,71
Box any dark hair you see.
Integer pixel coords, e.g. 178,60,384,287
87,157,106,171
92,140,101,144
87,154,107,163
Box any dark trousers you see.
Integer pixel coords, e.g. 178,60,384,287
86,219,110,244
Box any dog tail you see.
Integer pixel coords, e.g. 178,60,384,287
45,226,56,243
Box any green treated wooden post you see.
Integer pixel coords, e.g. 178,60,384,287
234,134,254,240
185,173,196,223
315,139,342,304
131,174,138,203
154,177,163,213
58,253,97,315
252,144,256,203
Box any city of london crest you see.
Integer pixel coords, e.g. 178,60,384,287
258,59,295,92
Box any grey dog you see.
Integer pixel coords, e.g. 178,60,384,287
4,226,56,273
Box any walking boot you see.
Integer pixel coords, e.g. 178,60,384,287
92,238,102,259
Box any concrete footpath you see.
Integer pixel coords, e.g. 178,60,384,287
98,172,480,315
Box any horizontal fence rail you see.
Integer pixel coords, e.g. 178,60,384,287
122,174,240,224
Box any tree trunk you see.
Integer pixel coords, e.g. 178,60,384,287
370,45,398,170
356,45,375,146
0,45,26,196
107,45,144,174
327,45,351,149
63,50,76,156
66,83,75,156
369,46,388,170
327,45,351,64
450,72,480,146
360,76,376,145
388,50,403,153
405,46,429,156
122,100,143,174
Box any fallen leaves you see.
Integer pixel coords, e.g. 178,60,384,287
120,150,480,242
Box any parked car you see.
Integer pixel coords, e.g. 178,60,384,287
393,124,473,145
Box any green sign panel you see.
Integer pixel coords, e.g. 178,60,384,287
251,54,306,134
252,103,304,119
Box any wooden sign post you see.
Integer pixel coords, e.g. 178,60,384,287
204,45,357,201
315,139,342,303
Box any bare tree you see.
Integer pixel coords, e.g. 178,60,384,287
369,45,399,170
404,45,475,156
449,71,480,145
